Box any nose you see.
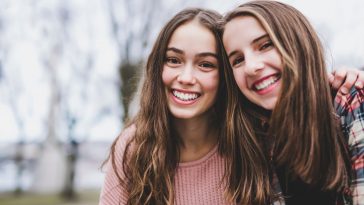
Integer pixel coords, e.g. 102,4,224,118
177,63,196,85
244,54,264,76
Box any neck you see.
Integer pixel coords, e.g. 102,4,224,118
173,114,218,162
245,99,272,123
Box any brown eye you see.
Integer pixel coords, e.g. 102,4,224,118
232,56,244,66
165,57,181,65
199,62,216,69
260,41,273,51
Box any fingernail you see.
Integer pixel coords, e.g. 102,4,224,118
340,87,348,94
355,82,363,89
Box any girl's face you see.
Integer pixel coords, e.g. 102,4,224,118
162,21,219,120
223,16,283,110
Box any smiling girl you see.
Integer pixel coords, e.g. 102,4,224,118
99,8,269,205
99,4,364,205
223,1,364,204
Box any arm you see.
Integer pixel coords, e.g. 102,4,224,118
99,159,128,205
335,88,364,205
99,126,136,205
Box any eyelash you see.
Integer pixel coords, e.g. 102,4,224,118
260,41,273,51
165,57,216,71
165,57,181,64
232,56,244,66
199,62,216,69
231,41,274,67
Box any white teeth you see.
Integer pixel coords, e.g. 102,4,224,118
173,90,199,101
254,75,279,90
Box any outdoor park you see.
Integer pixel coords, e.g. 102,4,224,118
1,0,364,204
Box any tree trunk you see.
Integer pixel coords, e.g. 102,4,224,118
120,62,142,122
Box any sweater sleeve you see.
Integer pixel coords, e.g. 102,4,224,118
99,125,136,205
335,88,364,205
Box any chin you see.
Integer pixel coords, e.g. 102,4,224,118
169,111,196,119
260,101,277,111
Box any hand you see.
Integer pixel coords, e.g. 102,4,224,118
328,67,364,94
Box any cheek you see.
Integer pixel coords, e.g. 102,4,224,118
233,69,248,92
202,72,219,92
271,50,283,71
162,67,172,86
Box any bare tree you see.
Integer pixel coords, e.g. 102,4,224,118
9,92,27,196
1,67,27,195
0,60,3,80
106,0,148,121
106,0,203,121
0,8,27,195
34,0,117,199
0,0,207,197
29,1,100,199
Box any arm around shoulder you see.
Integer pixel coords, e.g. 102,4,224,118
335,88,364,205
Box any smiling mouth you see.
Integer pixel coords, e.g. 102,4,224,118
253,74,281,91
172,90,201,101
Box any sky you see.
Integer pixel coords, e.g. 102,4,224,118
0,0,363,143
281,0,364,68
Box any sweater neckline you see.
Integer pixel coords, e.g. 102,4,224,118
177,145,218,168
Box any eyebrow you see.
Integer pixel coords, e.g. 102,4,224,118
166,47,184,54
252,34,270,44
167,47,217,59
227,34,270,58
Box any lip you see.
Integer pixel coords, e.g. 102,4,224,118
170,88,201,105
251,73,281,95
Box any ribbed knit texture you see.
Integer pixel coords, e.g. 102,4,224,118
174,145,227,205
99,126,230,205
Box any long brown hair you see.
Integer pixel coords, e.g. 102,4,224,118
106,8,254,205
223,74,272,204
224,0,350,194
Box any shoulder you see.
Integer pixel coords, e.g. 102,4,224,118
334,88,364,157
334,88,364,120
334,88,364,139
111,124,137,171
334,89,364,205
335,90,364,205
115,124,137,152
99,124,137,203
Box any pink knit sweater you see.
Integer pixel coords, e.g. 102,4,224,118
99,126,230,205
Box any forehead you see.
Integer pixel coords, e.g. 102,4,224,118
223,16,267,49
167,21,217,52
224,15,266,37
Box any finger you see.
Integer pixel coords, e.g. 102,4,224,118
331,69,347,90
355,70,364,89
339,71,357,94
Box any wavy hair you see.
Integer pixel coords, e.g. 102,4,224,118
224,0,350,196
105,7,275,205
222,74,272,204
108,8,231,205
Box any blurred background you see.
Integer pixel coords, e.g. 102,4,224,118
0,0,363,204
